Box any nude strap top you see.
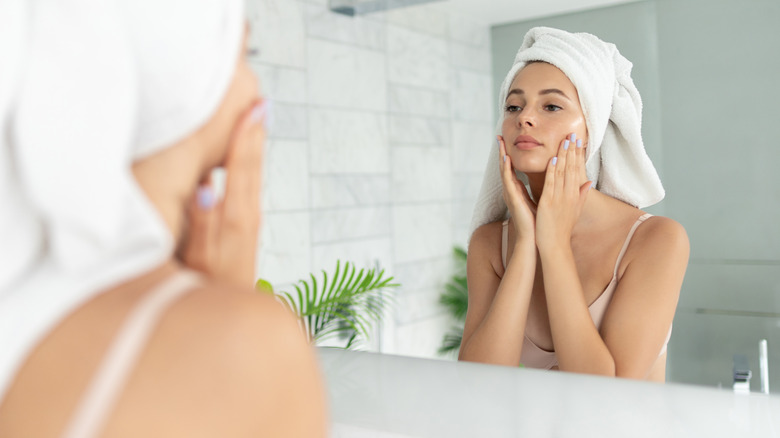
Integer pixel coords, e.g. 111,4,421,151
501,213,672,370
62,271,202,438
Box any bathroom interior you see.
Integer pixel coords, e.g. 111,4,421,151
247,0,779,434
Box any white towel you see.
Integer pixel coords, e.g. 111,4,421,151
0,0,244,398
470,27,664,238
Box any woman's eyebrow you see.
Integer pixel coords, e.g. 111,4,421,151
539,88,571,101
506,88,571,101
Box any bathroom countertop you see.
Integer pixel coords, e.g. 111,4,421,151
317,348,780,438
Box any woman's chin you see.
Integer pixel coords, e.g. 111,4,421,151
511,162,548,175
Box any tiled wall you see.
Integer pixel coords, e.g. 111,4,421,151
246,0,494,357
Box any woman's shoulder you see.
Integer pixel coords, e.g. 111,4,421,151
627,213,689,261
110,274,325,435
468,220,507,275
469,220,507,254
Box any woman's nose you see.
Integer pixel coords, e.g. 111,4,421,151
516,108,535,127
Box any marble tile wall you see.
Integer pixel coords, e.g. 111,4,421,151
247,0,493,358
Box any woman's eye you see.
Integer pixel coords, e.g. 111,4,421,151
545,104,562,112
505,105,522,113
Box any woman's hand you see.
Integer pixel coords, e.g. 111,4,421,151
179,99,267,286
535,133,592,251
498,135,537,240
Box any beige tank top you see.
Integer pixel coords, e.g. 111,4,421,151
501,213,672,369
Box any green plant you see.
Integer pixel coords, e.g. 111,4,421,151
438,246,468,356
257,260,399,349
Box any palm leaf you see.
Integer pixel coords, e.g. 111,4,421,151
438,246,469,357
261,260,399,350
437,327,463,356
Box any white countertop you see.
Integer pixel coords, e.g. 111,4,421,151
317,349,780,438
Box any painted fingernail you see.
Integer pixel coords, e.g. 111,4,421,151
252,99,273,129
197,186,216,210
563,140,570,150
552,157,558,166
577,139,583,148
590,182,595,190
503,154,506,163
496,135,502,146
571,133,577,142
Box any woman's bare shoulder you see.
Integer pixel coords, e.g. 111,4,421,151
625,214,690,266
104,277,327,436
468,221,507,277
470,221,505,251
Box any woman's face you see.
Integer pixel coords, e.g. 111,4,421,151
501,62,587,175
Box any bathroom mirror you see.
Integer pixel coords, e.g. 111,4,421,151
247,0,780,393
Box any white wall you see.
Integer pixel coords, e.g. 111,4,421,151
246,0,494,358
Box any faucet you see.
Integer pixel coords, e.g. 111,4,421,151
733,354,751,394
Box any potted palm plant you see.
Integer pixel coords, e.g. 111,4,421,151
257,260,399,349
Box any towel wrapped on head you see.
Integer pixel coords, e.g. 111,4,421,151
0,0,245,398
470,26,664,237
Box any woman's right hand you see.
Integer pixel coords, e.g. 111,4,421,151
179,99,267,286
498,135,537,240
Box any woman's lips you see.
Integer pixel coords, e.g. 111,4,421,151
514,135,542,150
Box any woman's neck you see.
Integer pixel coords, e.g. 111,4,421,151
525,171,614,236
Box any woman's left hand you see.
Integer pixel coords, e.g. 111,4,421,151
535,133,592,250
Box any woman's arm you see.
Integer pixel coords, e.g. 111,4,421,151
459,136,540,366
539,244,618,375
600,218,688,378
536,135,688,377
540,218,688,377
458,224,536,366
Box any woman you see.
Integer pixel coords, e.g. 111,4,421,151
0,0,327,436
459,27,689,381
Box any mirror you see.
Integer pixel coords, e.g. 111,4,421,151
247,0,780,393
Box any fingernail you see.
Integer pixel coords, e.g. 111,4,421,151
552,157,558,166
252,99,272,129
563,140,570,150
251,99,268,123
577,139,583,148
590,182,595,190
503,154,506,163
571,133,577,142
496,135,502,146
197,186,216,210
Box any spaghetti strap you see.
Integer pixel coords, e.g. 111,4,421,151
612,213,653,277
501,219,509,269
62,271,201,438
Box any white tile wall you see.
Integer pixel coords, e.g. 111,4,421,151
393,203,452,263
391,146,451,203
262,139,310,212
386,26,449,90
307,39,387,111
309,109,389,174
246,0,307,68
248,0,493,359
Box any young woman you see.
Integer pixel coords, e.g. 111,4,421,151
0,1,327,436
459,27,689,381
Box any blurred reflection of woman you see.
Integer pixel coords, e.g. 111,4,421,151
0,0,327,436
459,27,689,381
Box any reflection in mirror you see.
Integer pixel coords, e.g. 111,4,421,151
249,0,779,393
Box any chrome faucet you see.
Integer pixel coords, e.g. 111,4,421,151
733,354,751,394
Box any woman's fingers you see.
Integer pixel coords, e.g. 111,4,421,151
223,100,266,233
183,184,219,273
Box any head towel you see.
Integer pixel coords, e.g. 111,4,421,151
469,27,664,238
0,0,244,398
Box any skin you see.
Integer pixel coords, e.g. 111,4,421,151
0,30,328,437
459,62,690,380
